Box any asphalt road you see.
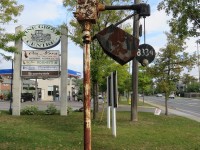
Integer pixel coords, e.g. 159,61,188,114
143,96,200,119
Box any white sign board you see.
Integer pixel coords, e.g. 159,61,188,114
21,50,60,78
22,50,59,60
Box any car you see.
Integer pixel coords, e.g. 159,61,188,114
21,93,35,102
91,95,105,104
156,93,162,97
77,94,83,102
98,95,104,104
169,94,175,99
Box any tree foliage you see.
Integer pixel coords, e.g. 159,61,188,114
0,0,23,57
63,0,132,93
149,32,196,115
138,66,152,95
158,0,200,38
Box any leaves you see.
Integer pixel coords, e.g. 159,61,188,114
150,32,196,95
64,0,133,94
158,0,200,38
0,0,23,56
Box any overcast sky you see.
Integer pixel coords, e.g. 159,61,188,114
0,0,199,78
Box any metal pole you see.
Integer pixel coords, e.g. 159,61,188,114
82,21,92,150
131,0,140,122
111,72,117,137
107,77,111,129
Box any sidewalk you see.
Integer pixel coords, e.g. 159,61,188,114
143,100,200,122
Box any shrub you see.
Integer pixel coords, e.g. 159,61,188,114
67,106,73,114
45,104,57,115
21,106,39,115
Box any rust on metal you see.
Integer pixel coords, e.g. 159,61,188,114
96,24,139,65
82,21,92,150
74,0,98,24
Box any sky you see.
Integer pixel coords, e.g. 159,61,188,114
0,0,199,78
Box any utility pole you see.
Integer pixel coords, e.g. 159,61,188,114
131,0,140,122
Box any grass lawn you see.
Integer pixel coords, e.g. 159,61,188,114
0,111,199,150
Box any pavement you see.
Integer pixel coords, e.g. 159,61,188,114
142,100,200,123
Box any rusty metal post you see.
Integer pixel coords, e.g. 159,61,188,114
74,1,99,149
82,21,92,150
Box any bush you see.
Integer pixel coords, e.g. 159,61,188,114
45,104,57,115
67,106,73,114
21,106,39,115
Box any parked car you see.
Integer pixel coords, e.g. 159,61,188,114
98,95,104,104
91,95,105,104
77,94,83,102
156,93,163,97
21,93,35,102
169,94,175,99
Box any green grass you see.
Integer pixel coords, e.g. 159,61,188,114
119,99,153,107
0,111,199,150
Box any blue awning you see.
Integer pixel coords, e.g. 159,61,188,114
68,69,81,77
0,69,12,74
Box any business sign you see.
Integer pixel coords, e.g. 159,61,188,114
22,24,61,49
21,66,59,71
22,50,59,60
21,50,60,78
21,71,59,78
22,60,59,66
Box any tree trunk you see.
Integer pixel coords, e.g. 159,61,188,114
165,96,168,115
92,81,98,120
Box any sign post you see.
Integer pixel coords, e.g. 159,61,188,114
111,71,118,137
107,71,118,137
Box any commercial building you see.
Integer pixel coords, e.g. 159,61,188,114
0,69,81,101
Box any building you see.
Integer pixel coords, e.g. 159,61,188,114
0,69,81,101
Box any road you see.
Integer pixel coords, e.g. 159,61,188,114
143,96,200,120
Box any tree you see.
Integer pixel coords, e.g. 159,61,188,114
138,66,152,96
63,0,132,119
187,82,200,92
150,32,196,115
158,0,200,38
0,0,23,58
181,73,198,93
